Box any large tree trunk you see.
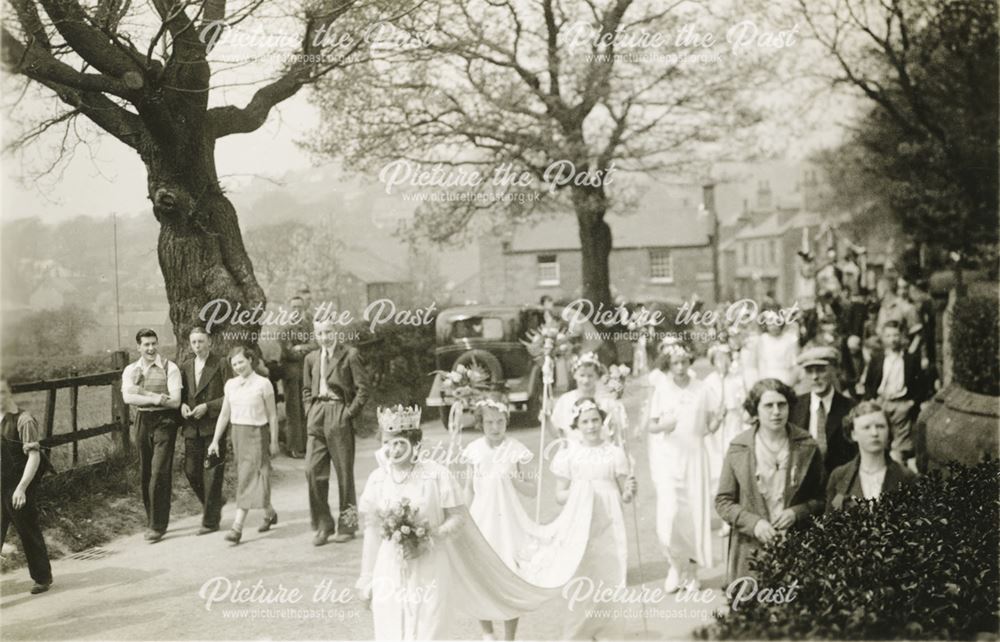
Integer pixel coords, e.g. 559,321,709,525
573,185,613,308
145,136,266,362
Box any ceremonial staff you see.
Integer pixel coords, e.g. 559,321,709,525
605,364,649,638
534,335,555,523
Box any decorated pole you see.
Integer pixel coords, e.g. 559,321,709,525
604,364,648,637
534,339,555,524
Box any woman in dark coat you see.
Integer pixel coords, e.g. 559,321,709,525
715,378,826,584
826,400,916,511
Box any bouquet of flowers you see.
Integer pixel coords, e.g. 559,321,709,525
377,498,432,561
434,362,491,399
522,326,574,363
603,364,631,399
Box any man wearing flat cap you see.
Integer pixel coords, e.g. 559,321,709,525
790,345,857,473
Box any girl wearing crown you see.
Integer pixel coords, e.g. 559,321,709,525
357,406,561,640
645,343,713,593
543,396,637,640
461,396,535,640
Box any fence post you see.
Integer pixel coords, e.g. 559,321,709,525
70,372,79,466
111,349,131,454
44,388,57,442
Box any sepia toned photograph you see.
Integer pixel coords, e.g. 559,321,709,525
0,0,996,640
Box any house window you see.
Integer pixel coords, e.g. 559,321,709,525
649,249,674,282
741,242,748,266
537,255,560,286
769,239,777,265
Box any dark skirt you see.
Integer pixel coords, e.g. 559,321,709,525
231,424,271,510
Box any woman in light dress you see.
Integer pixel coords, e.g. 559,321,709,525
208,346,279,545
461,398,536,641
701,342,748,503
750,310,800,387
645,344,713,592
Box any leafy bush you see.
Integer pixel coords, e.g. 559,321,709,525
951,293,1000,395
699,459,999,640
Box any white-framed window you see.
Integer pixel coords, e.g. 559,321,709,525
537,254,560,286
649,249,674,283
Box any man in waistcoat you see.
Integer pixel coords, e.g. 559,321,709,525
122,328,182,542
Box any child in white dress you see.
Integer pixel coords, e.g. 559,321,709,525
546,398,637,640
462,398,535,640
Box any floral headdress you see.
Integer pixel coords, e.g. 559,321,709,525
572,351,604,374
569,398,604,426
659,337,690,360
474,397,509,416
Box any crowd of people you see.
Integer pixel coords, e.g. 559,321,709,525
0,271,938,641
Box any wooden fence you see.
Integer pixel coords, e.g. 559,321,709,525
9,350,131,469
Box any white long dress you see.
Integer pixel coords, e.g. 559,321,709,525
520,441,630,640
462,436,535,572
359,460,562,640
647,374,713,570
753,331,800,386
701,365,748,492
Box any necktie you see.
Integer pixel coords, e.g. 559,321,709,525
320,349,329,397
814,400,828,455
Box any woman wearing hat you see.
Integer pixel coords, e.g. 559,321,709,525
646,342,713,592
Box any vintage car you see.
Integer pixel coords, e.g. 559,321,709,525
426,305,553,424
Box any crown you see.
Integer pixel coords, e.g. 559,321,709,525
377,405,422,433
572,352,603,373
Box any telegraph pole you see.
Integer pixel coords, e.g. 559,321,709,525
702,183,721,303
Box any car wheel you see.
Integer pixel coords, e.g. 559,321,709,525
454,349,504,383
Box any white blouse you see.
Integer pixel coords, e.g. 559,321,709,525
224,372,274,426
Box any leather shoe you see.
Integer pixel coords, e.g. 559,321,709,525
331,532,355,543
224,529,242,545
144,529,164,542
30,582,51,595
288,450,304,459
312,529,331,547
198,526,219,536
258,511,278,533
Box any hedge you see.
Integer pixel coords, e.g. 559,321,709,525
698,459,1000,640
951,293,1000,396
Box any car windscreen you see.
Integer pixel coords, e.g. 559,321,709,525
451,316,504,340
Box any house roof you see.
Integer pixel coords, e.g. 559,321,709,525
508,183,709,252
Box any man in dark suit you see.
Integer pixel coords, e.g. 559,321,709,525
180,327,229,534
790,345,857,474
863,320,922,464
279,295,315,458
303,320,370,546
